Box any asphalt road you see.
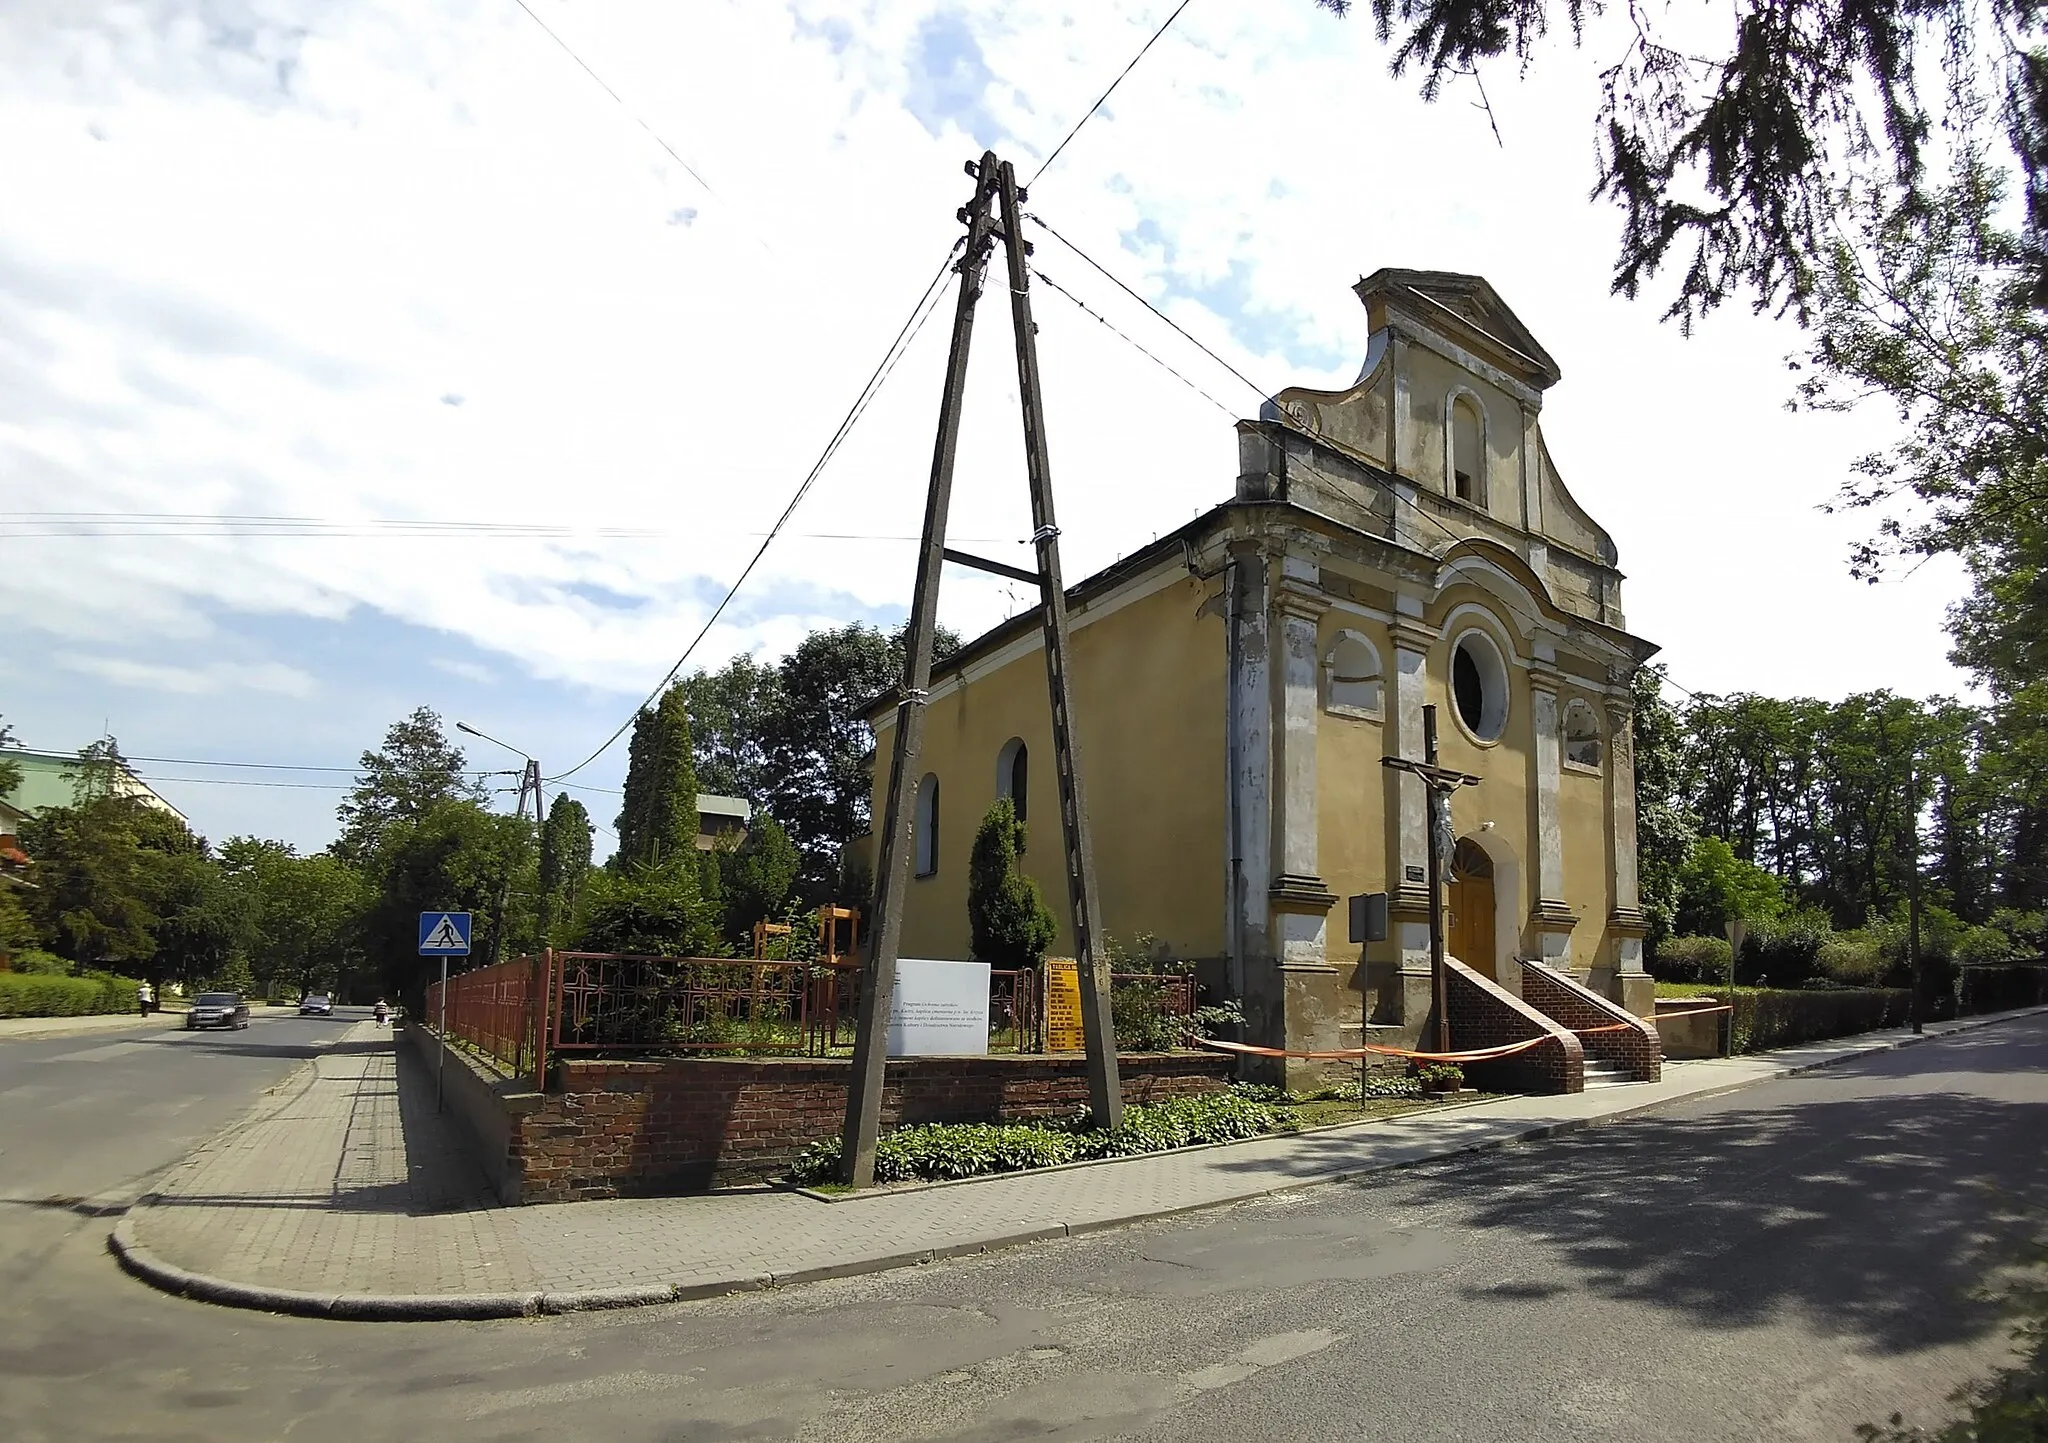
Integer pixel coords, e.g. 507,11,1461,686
1,1015,2043,1443
0,1007,362,1267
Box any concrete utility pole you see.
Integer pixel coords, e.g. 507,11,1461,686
839,157,1003,1189
456,721,547,1080
1907,754,1926,1034
839,153,1124,1187
995,159,1121,1127
1381,705,1480,1054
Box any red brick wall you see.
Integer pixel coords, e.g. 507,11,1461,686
1443,959,1583,1094
513,1052,1236,1202
1517,962,1662,1081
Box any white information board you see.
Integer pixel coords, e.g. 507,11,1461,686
886,958,992,1057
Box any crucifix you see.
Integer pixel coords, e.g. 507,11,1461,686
1381,703,1481,1053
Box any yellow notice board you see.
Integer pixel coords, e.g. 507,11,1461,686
1043,957,1084,1053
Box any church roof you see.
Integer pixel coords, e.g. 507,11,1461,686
1353,269,1562,390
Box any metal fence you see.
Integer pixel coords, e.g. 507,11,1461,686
425,954,539,1076
545,952,1058,1059
428,952,1202,1075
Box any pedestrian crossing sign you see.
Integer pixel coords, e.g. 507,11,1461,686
418,912,473,956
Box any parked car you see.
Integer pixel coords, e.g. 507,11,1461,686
186,992,251,1031
298,994,333,1017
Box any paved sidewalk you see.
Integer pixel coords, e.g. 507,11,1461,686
0,1009,189,1043
111,1006,2048,1320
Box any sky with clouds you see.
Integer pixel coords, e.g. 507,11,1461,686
0,0,1972,853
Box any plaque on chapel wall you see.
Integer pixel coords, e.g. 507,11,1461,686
886,959,992,1057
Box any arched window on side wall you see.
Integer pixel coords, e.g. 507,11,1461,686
995,737,1028,825
914,773,940,877
1451,395,1484,505
1323,633,1383,718
1563,699,1603,770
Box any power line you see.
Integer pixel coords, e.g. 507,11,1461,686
547,235,968,784
0,515,1016,544
1027,211,1726,702
1029,0,1198,186
1032,267,1238,417
131,773,354,791
508,0,716,198
1029,213,1268,399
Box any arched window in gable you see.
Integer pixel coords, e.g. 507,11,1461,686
1323,632,1383,719
1563,699,1603,770
996,737,1028,841
914,773,940,877
1450,395,1484,505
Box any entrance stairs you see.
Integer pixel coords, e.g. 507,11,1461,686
1518,960,1663,1087
1580,1057,1641,1090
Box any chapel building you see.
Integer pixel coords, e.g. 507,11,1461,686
848,269,1661,1082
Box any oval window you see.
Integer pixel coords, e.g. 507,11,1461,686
1449,631,1509,742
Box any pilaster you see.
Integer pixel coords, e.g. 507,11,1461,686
1594,695,1652,1011
1385,602,1439,1025
1528,661,1575,971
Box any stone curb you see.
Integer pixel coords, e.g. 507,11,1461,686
108,1005,2048,1322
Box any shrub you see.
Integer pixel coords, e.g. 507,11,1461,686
1650,935,1732,984
1954,925,2020,965
1361,1072,1424,1099
1415,1063,1465,1089
1111,978,1185,1052
1739,908,1834,986
1816,934,1887,986
7,949,71,976
966,798,1056,970
0,971,142,1018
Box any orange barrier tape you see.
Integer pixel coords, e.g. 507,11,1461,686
1191,1034,1558,1065
1649,1003,1733,1019
1573,1021,1646,1035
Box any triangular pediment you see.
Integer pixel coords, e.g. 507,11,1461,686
1353,268,1561,390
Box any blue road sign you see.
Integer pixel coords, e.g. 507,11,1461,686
418,911,473,956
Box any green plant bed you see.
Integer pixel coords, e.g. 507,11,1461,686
785,1083,1485,1187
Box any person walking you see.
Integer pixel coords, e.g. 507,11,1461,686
137,980,155,1017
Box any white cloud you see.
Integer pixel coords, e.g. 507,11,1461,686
0,0,1971,736
432,657,496,685
57,653,318,698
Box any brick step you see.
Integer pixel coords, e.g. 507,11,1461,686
1581,1059,1643,1090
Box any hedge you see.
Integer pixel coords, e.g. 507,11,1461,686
1660,984,1911,1053
1957,963,2048,1016
0,972,144,1018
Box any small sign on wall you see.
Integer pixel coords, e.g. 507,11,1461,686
886,959,992,1057
1042,958,1084,1053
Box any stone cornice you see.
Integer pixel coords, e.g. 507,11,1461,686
1389,618,1439,654
1607,907,1651,938
1528,900,1579,933
1274,580,1326,623
1268,873,1339,913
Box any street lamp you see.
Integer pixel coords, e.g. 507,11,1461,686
454,720,552,1094
453,721,544,965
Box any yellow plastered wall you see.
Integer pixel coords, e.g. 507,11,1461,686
1431,593,1537,968
1402,347,1524,520
1313,612,1394,909
870,573,1228,964
1560,691,1618,961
